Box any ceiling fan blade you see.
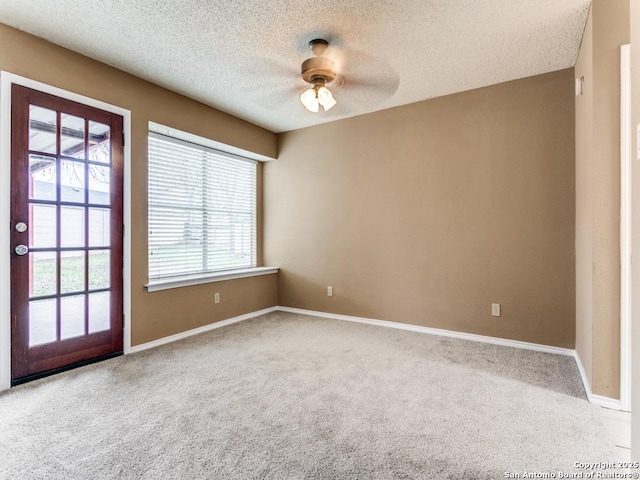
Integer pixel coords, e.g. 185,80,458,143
251,84,302,111
325,45,347,77
244,55,299,82
240,53,308,110
342,74,400,97
323,44,399,99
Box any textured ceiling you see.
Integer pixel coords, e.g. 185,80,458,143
0,0,590,133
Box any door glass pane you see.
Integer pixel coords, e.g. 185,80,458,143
30,204,56,248
88,165,110,205
29,155,57,201
89,292,110,334
61,295,85,340
89,250,110,290
61,206,85,248
29,105,57,154
61,114,85,159
30,252,57,297
61,251,85,294
29,298,57,346
60,160,85,203
88,208,110,247
89,121,110,164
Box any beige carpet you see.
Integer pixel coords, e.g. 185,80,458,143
0,311,620,479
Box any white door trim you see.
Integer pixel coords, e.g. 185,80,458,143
0,72,132,391
620,44,632,412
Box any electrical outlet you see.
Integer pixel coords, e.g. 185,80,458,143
492,303,501,317
327,286,333,297
214,292,220,304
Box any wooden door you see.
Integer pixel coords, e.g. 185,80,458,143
10,85,123,384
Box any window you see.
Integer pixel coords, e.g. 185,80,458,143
147,131,257,284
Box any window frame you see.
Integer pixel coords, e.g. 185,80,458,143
145,124,273,292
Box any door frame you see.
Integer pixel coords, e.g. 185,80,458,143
0,72,132,391
620,44,632,413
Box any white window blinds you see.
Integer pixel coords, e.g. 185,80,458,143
148,132,257,282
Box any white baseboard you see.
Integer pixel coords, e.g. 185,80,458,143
278,306,575,356
128,306,278,354
574,350,623,410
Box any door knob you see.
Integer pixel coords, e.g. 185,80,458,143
14,245,28,256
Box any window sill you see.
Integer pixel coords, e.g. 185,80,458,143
144,267,279,292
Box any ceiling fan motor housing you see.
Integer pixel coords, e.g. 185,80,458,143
301,57,337,84
301,39,336,85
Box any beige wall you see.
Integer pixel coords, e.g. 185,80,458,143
265,70,576,348
0,24,279,346
575,7,594,392
575,0,629,400
592,0,628,400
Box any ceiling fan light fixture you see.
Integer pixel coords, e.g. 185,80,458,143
317,86,336,111
300,87,319,112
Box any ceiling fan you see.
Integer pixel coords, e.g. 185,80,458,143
294,37,400,116
248,37,399,118
299,39,340,113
